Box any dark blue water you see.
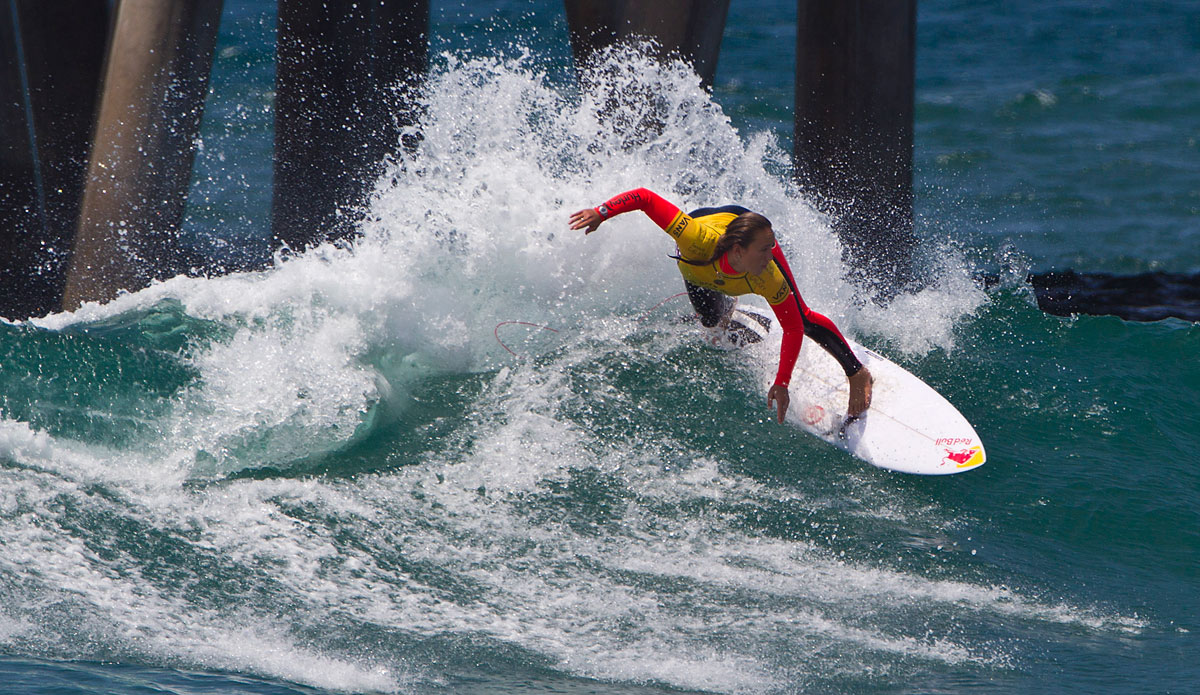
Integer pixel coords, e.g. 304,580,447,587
2,1,1198,694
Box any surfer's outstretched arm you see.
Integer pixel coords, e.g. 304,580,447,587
568,188,684,235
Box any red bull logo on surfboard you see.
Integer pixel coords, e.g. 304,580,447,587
941,445,984,469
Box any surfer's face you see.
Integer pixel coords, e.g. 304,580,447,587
738,227,776,275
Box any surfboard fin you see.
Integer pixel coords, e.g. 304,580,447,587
725,318,764,347
835,414,861,440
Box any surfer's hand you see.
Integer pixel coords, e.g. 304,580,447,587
848,367,873,417
569,208,603,234
767,384,790,424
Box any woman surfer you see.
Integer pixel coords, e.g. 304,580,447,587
569,188,872,425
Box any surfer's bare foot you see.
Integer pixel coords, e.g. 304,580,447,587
848,367,873,417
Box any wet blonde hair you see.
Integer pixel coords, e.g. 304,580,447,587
675,212,773,266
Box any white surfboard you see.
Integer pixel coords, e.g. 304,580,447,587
728,306,986,475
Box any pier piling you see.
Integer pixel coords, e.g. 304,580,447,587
563,0,732,89
62,0,223,311
273,0,429,254
0,1,109,318
794,0,917,291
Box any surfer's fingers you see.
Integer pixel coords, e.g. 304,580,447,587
767,385,789,424
568,209,602,233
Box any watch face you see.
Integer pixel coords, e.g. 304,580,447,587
597,204,610,218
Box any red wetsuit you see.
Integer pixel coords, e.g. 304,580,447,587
595,188,863,387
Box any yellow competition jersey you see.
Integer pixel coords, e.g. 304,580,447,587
664,211,792,306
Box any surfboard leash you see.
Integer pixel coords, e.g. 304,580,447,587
636,291,691,323
493,321,558,356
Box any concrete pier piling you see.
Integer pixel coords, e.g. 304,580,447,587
0,3,43,318
62,0,224,311
563,0,732,89
794,0,917,291
273,0,429,254
0,0,110,318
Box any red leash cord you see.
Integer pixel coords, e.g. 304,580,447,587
636,291,690,322
493,321,559,356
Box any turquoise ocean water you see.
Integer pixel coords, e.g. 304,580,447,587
2,1,1198,693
